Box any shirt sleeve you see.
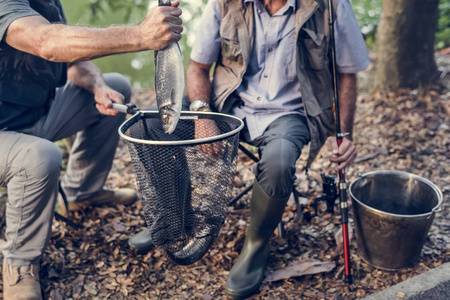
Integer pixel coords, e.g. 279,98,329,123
334,0,371,73
0,0,40,43
190,0,222,65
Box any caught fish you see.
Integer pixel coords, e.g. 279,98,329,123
155,0,184,134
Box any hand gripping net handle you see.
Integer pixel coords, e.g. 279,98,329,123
119,111,243,265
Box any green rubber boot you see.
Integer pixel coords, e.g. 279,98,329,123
128,228,154,253
226,179,289,299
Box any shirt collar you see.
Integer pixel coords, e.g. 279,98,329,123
244,0,296,12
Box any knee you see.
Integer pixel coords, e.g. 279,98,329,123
256,140,297,199
25,140,62,180
103,73,132,104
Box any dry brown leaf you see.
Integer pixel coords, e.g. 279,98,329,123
112,222,126,232
97,208,111,218
49,289,63,300
354,147,388,163
263,259,336,283
72,275,85,299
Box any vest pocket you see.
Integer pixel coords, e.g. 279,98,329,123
221,39,243,65
300,28,325,70
220,19,243,65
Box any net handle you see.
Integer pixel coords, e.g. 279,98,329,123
112,103,139,114
118,111,244,146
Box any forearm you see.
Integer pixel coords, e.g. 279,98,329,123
187,61,212,104
67,61,104,94
40,25,142,62
337,73,357,140
6,17,142,62
5,4,183,63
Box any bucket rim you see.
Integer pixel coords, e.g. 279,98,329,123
118,111,244,146
349,170,443,218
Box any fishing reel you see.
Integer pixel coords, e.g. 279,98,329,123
303,173,338,222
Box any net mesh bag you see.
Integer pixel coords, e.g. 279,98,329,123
119,111,243,265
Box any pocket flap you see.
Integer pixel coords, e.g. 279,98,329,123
301,28,324,46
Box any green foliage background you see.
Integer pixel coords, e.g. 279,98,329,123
61,0,450,88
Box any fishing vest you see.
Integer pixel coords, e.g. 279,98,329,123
0,0,67,130
213,0,338,166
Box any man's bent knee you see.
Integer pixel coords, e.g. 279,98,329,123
26,140,62,180
257,139,299,199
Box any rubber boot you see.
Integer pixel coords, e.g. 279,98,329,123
226,179,289,299
128,228,154,253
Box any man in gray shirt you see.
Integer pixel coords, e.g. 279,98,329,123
0,0,182,299
187,0,369,298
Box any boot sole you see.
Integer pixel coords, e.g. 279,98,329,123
128,240,154,254
225,273,264,300
225,286,258,300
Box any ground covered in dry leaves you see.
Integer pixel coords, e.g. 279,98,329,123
1,52,449,299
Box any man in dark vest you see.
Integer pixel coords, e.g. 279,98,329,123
0,0,182,298
186,0,369,298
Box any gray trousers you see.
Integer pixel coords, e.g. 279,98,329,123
0,73,131,265
242,114,311,200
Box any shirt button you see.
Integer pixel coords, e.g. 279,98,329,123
264,74,268,78
257,97,262,101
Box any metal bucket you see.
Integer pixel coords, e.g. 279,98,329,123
349,170,443,270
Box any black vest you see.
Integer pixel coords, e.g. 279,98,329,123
0,0,67,130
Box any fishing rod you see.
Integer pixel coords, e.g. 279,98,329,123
328,0,353,284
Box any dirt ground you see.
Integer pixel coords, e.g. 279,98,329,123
0,51,449,299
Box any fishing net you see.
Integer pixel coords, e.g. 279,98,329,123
119,111,243,265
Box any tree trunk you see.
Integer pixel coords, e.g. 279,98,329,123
375,0,440,90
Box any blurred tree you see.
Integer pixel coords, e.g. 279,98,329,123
375,0,440,90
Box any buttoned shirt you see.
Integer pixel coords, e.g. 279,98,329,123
191,0,370,140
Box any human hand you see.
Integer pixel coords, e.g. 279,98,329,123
195,119,224,158
328,137,357,172
93,84,125,116
139,1,183,51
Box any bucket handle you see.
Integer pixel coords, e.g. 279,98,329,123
431,184,444,214
432,206,442,213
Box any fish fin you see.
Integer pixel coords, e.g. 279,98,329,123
175,42,182,55
170,89,176,104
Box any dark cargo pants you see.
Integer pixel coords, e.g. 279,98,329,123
0,73,131,265
242,114,311,200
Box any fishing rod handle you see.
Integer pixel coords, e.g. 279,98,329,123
112,103,138,114
159,0,171,6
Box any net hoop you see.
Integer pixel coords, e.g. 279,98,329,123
118,111,244,146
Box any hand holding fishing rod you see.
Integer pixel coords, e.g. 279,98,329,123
328,0,353,284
